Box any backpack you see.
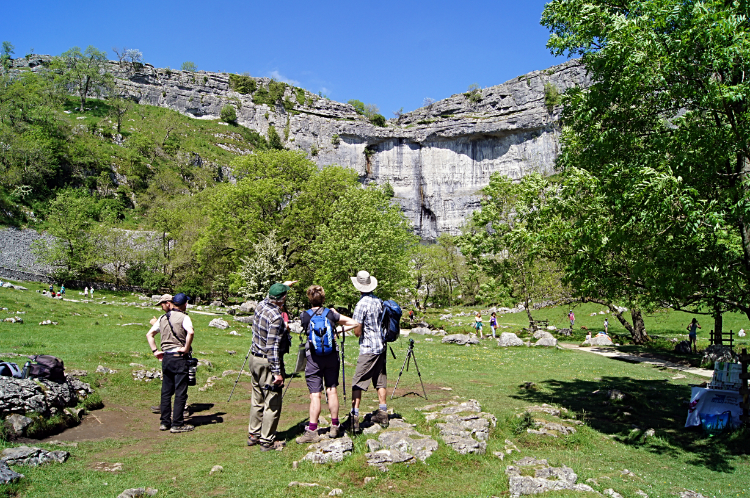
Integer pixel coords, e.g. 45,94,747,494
306,307,335,356
28,355,65,381
0,362,22,379
380,300,402,343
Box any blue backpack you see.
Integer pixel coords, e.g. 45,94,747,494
380,300,402,343
0,362,23,378
306,307,335,355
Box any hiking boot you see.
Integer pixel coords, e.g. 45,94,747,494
342,413,359,433
170,424,194,433
151,406,161,414
328,424,340,438
259,440,285,452
295,429,320,444
159,423,170,431
247,434,260,446
371,409,389,428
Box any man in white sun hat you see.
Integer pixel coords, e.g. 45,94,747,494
343,270,389,432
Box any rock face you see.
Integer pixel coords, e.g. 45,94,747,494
10,56,587,240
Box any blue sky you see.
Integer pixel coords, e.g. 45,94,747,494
1,0,566,116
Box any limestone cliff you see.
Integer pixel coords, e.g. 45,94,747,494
12,56,588,239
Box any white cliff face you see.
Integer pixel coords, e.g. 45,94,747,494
12,57,588,239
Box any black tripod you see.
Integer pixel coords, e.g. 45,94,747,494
390,338,428,400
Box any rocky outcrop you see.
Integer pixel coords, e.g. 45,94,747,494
0,376,93,418
11,56,588,239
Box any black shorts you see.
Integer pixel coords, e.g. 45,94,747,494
305,350,339,393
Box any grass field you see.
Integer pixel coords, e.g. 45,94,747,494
1,281,748,498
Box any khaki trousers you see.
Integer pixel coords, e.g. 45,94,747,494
248,356,282,445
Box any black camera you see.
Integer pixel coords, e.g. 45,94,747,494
263,383,283,393
186,357,199,386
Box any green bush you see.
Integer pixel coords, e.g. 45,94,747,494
268,80,287,102
181,61,197,72
370,114,387,127
253,87,270,105
283,97,295,112
229,74,257,94
268,125,283,150
544,82,561,111
220,105,237,124
296,88,306,105
348,99,366,115
464,83,482,104
331,134,340,146
310,144,318,156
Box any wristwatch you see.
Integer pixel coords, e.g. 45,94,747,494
152,348,158,353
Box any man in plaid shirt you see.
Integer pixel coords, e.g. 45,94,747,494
346,270,389,432
247,282,293,451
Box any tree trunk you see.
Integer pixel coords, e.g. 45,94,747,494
713,307,723,345
630,308,649,344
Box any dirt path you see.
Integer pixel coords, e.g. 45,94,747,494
559,343,713,378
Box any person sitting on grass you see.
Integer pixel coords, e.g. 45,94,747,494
296,285,359,444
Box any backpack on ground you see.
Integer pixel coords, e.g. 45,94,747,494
28,355,65,381
306,307,335,356
0,362,22,378
380,300,402,343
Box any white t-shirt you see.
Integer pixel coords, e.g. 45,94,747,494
149,315,194,351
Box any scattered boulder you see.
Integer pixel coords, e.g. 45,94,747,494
674,341,692,354
377,428,438,461
229,330,242,336
239,301,257,313
603,489,624,498
3,316,23,324
132,369,162,382
679,492,707,498
0,376,94,421
209,300,224,307
442,334,479,345
328,489,343,496
505,457,595,498
234,316,253,324
533,330,554,340
534,336,558,347
527,421,577,437
557,328,572,336
700,345,737,367
96,365,117,374
1,446,69,466
39,320,58,326
0,461,24,484
210,465,223,474
365,448,415,472
117,488,158,498
4,414,32,436
302,435,353,464
497,333,525,347
409,327,433,335
92,462,123,472
209,318,229,330
582,335,614,346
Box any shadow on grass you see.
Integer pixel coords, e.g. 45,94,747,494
190,411,225,427
511,376,748,473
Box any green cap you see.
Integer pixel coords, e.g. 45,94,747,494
268,283,289,299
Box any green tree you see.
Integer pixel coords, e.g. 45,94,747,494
267,125,283,149
312,185,418,308
107,95,133,134
55,46,113,112
1,41,13,71
181,61,197,72
347,99,365,115
461,173,567,328
220,104,237,124
542,0,750,337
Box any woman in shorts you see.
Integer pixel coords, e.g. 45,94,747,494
475,312,483,338
686,318,701,354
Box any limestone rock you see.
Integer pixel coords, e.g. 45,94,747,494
209,318,229,330
0,461,24,484
239,301,257,313
234,316,253,324
603,490,624,498
674,340,692,354
92,462,123,472
582,334,614,346
442,334,479,345
4,414,33,436
210,465,223,474
534,336,558,347
679,492,707,498
700,345,738,366
96,365,117,374
328,489,343,496
0,376,93,419
378,428,438,461
557,328,572,336
117,488,158,498
365,448,416,472
302,435,353,464
497,333,525,347
505,457,595,498
532,330,555,340
132,369,162,382
1,446,69,466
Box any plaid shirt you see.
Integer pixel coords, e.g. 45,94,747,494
252,298,287,375
353,293,384,355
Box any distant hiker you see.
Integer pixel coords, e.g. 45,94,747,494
475,312,483,338
604,318,609,334
345,270,387,432
568,310,575,329
490,312,498,338
686,318,701,354
49,284,53,294
146,293,195,433
247,281,295,451
295,285,359,444
84,286,88,298
409,309,414,323
90,288,94,299
60,285,65,296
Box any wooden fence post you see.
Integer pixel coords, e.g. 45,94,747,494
710,330,714,346
740,348,749,428
729,329,734,350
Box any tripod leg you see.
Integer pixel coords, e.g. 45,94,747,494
410,350,428,400
390,348,412,400
228,346,252,402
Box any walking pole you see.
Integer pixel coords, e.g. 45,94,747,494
228,343,253,402
340,325,347,405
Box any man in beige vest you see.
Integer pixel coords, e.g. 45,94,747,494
147,293,195,433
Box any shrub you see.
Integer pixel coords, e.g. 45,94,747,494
296,88,306,105
268,80,287,102
181,61,197,72
370,114,387,127
283,97,294,112
253,87,270,105
220,105,237,124
268,125,283,150
331,134,340,146
229,74,257,94
544,82,561,111
464,83,482,104
203,76,208,84
348,99,366,115
310,145,318,156
82,392,104,411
